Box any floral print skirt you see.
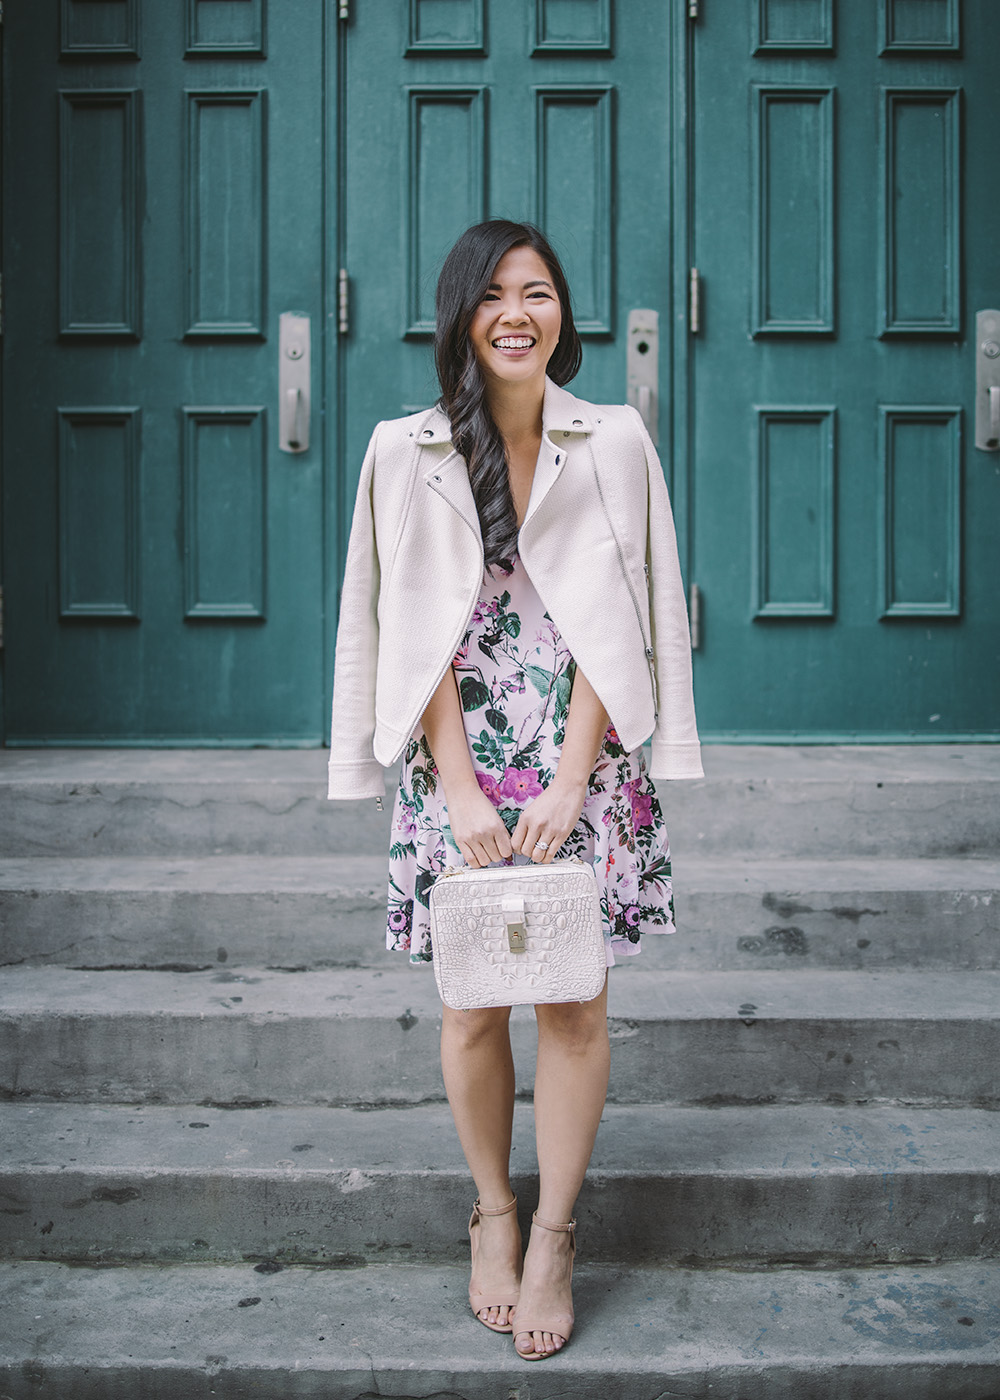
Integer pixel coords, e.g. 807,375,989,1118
386,550,675,966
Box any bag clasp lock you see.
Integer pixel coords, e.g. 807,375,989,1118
502,895,527,954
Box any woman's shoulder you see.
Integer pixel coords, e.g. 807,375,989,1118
545,379,645,449
368,402,450,451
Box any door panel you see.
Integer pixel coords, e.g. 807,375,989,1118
690,0,1000,739
2,2,326,742
340,0,676,548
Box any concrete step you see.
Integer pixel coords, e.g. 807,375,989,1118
2,1101,996,1268
1,745,997,858
3,966,998,1108
1,1258,997,1399
1,854,997,971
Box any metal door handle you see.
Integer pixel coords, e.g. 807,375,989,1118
279,312,310,454
627,309,659,445
975,310,1000,452
285,388,306,449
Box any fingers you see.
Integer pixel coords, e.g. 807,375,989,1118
456,827,513,868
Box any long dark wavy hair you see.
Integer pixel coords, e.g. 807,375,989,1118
434,221,582,568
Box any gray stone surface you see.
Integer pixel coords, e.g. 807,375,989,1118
1,1259,997,1400
2,1101,997,1267
2,965,999,1107
2,855,997,971
2,744,997,1396
2,745,997,857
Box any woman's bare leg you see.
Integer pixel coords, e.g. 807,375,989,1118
514,977,610,1357
440,1003,522,1329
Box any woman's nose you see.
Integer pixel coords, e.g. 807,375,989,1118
499,302,529,324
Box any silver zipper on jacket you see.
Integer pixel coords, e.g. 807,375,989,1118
587,444,659,721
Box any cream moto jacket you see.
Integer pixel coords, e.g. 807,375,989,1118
328,378,702,800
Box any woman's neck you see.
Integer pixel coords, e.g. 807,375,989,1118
485,374,545,448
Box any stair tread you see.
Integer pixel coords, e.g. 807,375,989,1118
2,742,997,784
0,853,997,893
3,1100,998,1176
3,964,999,1020
1,1258,997,1386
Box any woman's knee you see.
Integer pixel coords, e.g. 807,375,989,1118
441,1003,512,1049
535,993,609,1050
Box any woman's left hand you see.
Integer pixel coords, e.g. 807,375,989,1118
510,775,589,863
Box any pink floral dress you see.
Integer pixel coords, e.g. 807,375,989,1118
386,551,675,965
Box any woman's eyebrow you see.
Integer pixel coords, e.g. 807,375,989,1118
486,279,555,291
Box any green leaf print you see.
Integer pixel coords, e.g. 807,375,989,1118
499,614,521,638
553,673,573,722
472,729,508,768
410,765,437,799
415,868,438,908
524,663,555,698
460,676,490,711
510,737,542,768
485,707,507,733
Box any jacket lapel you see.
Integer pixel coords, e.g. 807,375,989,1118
415,379,594,539
521,379,594,531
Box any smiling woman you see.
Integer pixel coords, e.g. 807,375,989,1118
328,219,702,1362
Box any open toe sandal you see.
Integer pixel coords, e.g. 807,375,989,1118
468,1195,521,1333
512,1212,576,1360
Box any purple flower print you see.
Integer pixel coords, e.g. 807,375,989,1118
630,789,654,830
499,766,544,803
471,603,485,626
388,906,410,933
476,771,502,805
395,803,417,839
624,905,642,928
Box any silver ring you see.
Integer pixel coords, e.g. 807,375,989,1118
534,839,550,851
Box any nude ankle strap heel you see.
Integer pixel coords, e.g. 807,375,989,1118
512,1212,577,1360
468,1195,521,1334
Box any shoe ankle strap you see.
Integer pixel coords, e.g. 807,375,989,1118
531,1210,576,1233
472,1195,517,1217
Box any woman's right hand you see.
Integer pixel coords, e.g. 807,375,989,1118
445,781,514,868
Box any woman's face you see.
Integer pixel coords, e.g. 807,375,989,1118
469,245,563,390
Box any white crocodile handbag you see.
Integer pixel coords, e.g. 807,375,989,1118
428,856,606,1010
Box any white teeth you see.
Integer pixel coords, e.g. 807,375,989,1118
493,337,534,349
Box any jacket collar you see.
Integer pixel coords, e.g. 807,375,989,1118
419,377,594,540
415,377,594,445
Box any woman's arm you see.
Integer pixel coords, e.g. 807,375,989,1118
510,665,608,863
420,668,514,868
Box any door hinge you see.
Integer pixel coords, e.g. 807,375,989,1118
688,0,700,19
689,267,701,334
338,0,349,20
338,268,350,336
689,582,702,651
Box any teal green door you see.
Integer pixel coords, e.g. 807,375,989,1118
339,0,678,555
2,2,327,742
690,0,1000,739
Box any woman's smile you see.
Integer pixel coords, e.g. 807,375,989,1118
471,245,562,383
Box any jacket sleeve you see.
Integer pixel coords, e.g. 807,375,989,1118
627,406,704,780
327,423,386,801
